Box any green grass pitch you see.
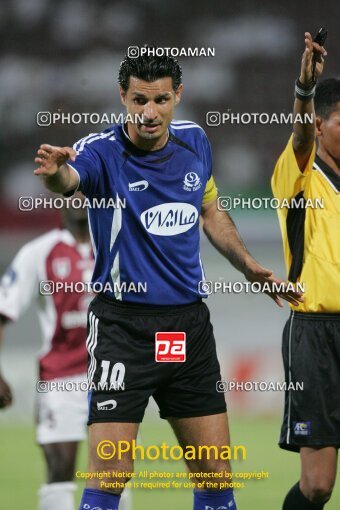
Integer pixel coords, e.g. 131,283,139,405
0,415,339,509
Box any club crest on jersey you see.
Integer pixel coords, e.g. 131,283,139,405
183,171,202,191
140,203,198,236
52,258,71,279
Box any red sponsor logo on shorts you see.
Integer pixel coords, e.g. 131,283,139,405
155,332,186,362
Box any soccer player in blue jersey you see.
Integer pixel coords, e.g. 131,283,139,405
34,49,303,510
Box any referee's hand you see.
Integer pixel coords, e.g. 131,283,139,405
299,31,327,86
34,144,76,176
0,374,13,409
244,260,304,308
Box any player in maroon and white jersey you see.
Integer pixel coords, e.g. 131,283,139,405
0,197,132,510
0,197,92,510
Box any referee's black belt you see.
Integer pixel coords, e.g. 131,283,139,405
291,311,340,321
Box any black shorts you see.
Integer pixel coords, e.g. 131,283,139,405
279,311,340,452
86,294,226,424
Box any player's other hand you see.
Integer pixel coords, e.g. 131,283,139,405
0,375,13,409
300,31,327,85
34,145,76,177
243,259,304,308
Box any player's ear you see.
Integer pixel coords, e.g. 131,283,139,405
174,84,183,105
315,116,323,136
120,87,127,106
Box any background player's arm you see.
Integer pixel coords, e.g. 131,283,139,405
293,32,326,171
0,242,41,409
34,144,79,194
0,315,13,408
201,199,303,307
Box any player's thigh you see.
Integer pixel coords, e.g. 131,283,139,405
300,446,338,494
88,422,139,488
168,412,232,474
41,441,79,482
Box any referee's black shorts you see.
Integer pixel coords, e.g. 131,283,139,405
86,294,226,424
279,311,340,452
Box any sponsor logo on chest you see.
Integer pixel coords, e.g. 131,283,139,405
140,202,198,235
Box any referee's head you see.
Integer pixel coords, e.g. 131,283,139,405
315,78,340,158
118,45,183,143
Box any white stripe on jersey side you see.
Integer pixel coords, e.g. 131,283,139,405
110,193,122,300
286,311,295,445
199,252,206,282
87,208,97,259
313,162,339,193
110,194,122,251
111,253,121,300
87,311,99,383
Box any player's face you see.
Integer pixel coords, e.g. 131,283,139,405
316,104,340,162
120,77,183,144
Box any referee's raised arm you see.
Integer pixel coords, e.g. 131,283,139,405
293,32,327,171
34,144,79,195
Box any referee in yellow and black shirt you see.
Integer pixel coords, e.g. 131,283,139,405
272,31,340,510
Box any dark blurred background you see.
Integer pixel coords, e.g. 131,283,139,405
1,0,339,236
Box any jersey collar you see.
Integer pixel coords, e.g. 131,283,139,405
313,154,340,193
121,123,171,156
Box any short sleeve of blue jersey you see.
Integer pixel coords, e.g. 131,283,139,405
186,126,213,180
67,141,102,197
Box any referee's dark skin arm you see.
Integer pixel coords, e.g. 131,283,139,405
201,198,303,307
293,32,327,171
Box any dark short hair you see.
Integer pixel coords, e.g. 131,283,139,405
315,78,340,119
118,45,182,92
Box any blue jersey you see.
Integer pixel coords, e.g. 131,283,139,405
69,121,216,305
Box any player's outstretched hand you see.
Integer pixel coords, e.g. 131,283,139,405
0,374,13,409
244,259,304,308
34,144,76,177
300,31,327,85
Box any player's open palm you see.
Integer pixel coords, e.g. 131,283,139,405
0,374,13,409
34,144,76,177
244,260,304,308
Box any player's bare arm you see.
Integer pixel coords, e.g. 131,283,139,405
201,198,303,307
0,315,13,409
293,32,326,171
34,144,79,194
